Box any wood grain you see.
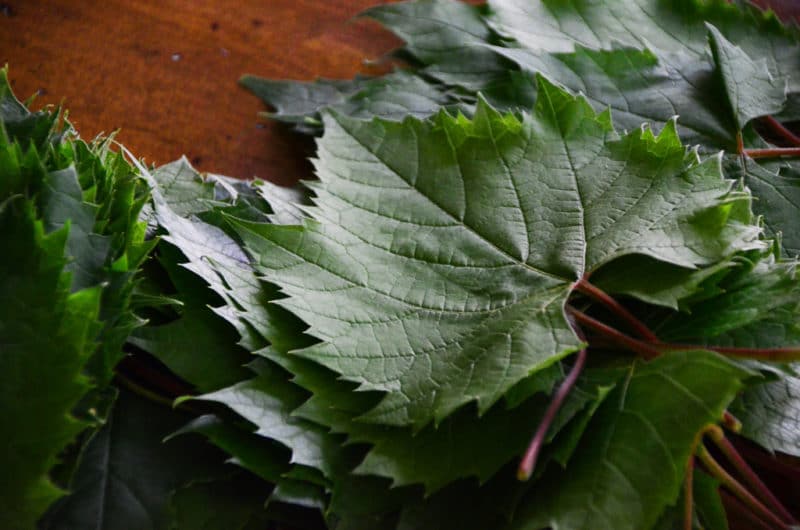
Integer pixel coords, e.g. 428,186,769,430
0,0,400,185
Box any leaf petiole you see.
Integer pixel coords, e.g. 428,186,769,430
697,445,790,529
573,278,659,341
659,343,800,362
759,116,800,147
567,308,661,359
742,147,800,159
517,348,588,481
704,425,797,524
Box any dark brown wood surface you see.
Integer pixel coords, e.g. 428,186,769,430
2,1,798,185
0,1,400,185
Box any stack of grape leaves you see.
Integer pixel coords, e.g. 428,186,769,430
2,1,800,529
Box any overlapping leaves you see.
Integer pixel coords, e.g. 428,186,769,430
6,0,800,528
240,77,762,430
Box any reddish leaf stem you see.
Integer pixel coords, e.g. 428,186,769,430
569,307,800,362
705,425,797,525
720,489,776,530
697,446,790,530
760,116,800,147
517,348,587,481
568,309,661,359
722,410,742,433
574,279,659,342
743,147,800,159
659,343,800,362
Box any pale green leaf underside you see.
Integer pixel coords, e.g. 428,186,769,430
244,79,761,429
707,23,787,130
730,371,800,457
486,0,800,93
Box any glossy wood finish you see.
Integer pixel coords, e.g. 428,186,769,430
0,1,399,184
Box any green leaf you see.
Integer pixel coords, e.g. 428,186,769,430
0,66,60,149
39,388,224,530
147,175,276,352
167,471,272,530
486,0,800,94
511,350,750,530
151,157,217,217
493,44,738,148
736,158,800,257
170,414,291,483
693,470,729,530
130,246,252,392
0,204,100,529
192,360,345,478
658,257,800,343
591,255,734,311
240,75,368,125
363,1,507,89
242,71,456,134
730,370,800,457
240,78,762,429
707,23,787,130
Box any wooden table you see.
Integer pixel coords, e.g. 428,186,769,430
2,0,797,185
0,1,400,185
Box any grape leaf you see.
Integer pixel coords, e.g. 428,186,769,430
361,0,508,89
171,414,291,483
658,258,800,342
0,204,100,529
242,71,456,134
192,359,345,478
591,254,734,310
486,0,800,94
149,157,217,217
241,77,762,429
39,388,223,530
511,350,750,530
730,370,800,457
735,158,800,257
707,23,788,131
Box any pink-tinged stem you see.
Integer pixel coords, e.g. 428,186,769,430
569,309,661,359
744,147,800,159
659,343,800,362
705,426,797,524
697,446,790,530
760,116,800,147
517,348,587,481
574,279,659,342
684,457,695,530
720,489,776,530
722,411,742,433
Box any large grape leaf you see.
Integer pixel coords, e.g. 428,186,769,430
510,350,750,530
240,78,762,429
0,203,100,529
